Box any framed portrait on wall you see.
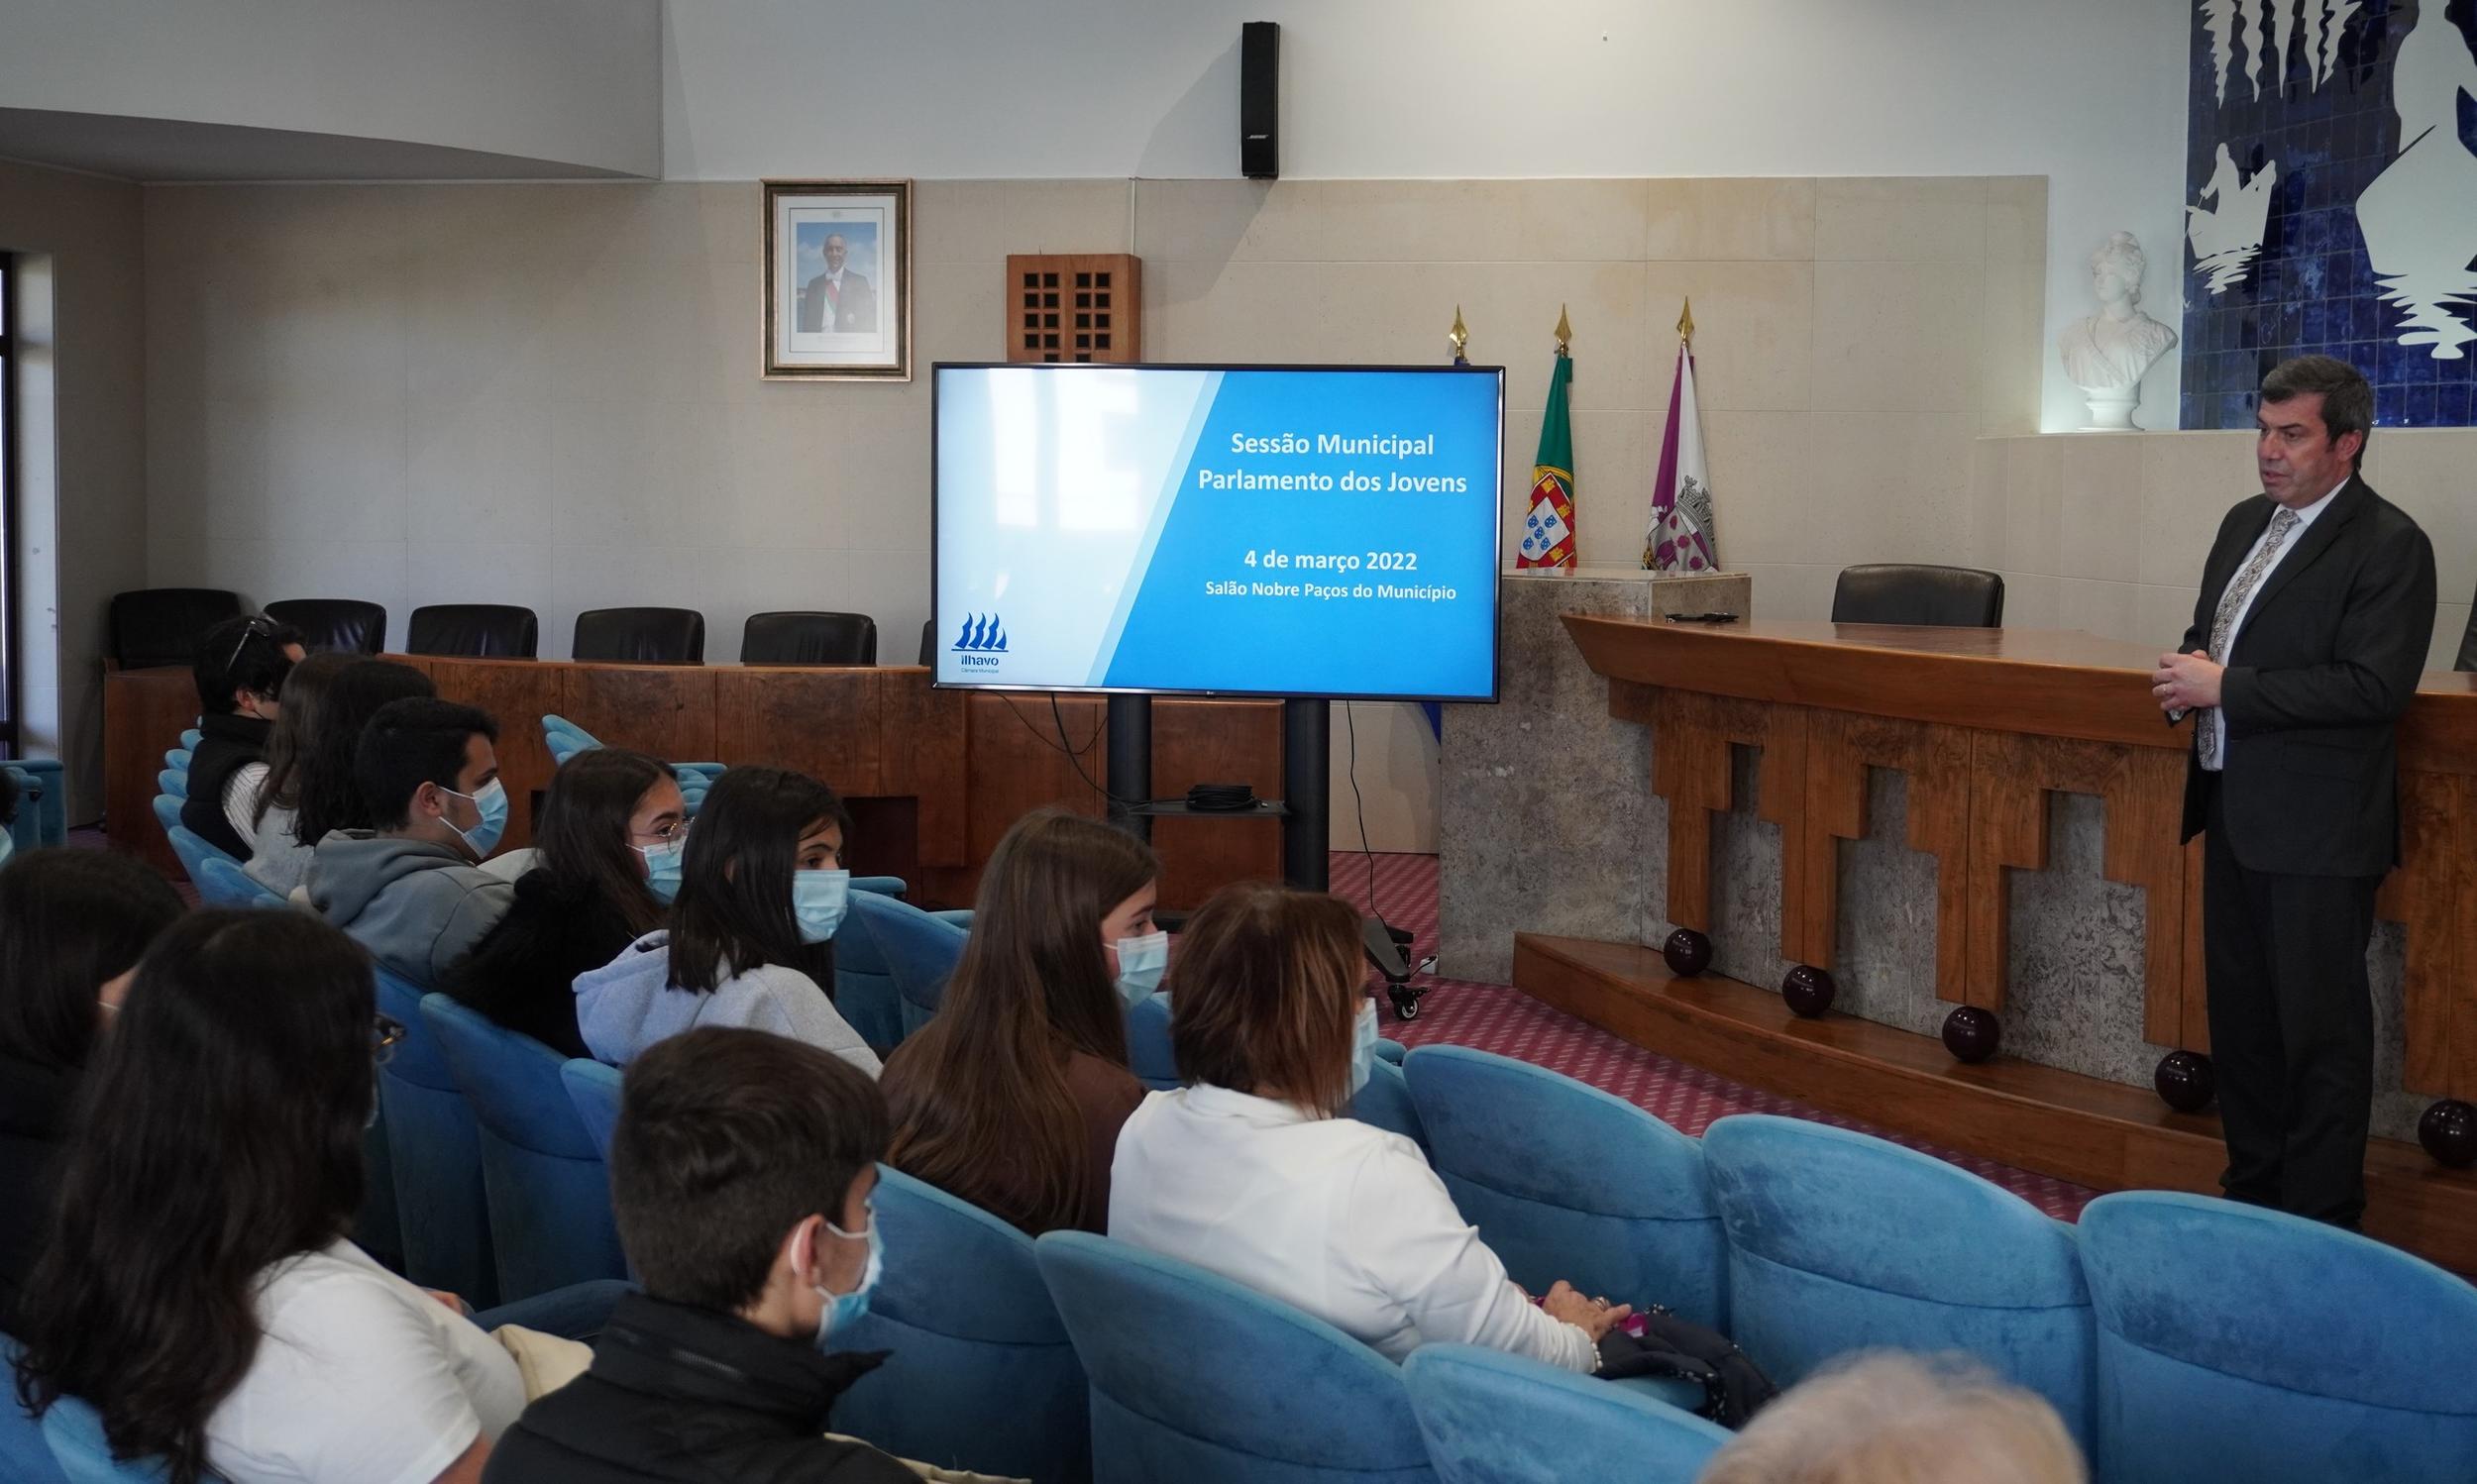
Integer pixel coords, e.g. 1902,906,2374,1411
763,179,912,380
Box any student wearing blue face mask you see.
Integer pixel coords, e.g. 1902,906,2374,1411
309,697,519,989
881,808,1158,1234
573,766,880,1076
442,748,681,1057
482,1028,913,1483
1113,881,1634,1375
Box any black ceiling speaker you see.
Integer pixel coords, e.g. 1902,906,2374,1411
1240,22,1280,179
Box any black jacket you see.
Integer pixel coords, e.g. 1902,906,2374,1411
180,711,271,859
0,1049,78,1328
439,869,644,1059
482,1293,915,1484
2179,475,2437,876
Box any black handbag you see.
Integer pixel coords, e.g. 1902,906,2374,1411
1595,1306,1779,1429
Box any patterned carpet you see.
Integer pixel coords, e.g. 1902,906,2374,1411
1328,848,2098,1221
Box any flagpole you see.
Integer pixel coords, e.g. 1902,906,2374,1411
1515,306,1579,575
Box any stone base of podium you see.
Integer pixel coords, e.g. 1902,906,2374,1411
1513,930,2477,1275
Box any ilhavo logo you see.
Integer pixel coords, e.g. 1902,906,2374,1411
952,613,1008,669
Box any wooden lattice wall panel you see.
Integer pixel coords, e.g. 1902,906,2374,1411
1006,254,1143,363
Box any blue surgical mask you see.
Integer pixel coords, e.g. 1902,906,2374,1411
811,1211,884,1348
1349,1001,1380,1098
793,869,851,943
1113,930,1169,1007
634,837,687,903
439,780,508,859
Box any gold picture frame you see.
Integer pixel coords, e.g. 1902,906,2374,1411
762,179,913,380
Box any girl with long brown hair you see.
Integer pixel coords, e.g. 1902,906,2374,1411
241,649,356,897
440,747,683,1056
881,807,1160,1234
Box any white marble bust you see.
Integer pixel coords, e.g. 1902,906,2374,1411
2058,232,2179,429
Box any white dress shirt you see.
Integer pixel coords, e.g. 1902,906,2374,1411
1108,1083,1598,1372
2204,477,2345,770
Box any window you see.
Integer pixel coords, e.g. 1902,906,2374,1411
0,253,15,753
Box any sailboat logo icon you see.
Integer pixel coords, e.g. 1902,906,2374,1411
951,614,1010,654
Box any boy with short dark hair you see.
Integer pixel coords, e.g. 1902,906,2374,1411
484,1027,914,1483
307,695,513,986
180,613,305,858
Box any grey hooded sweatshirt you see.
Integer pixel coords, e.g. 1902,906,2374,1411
307,831,515,988
573,930,881,1077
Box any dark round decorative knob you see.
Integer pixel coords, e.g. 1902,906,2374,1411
1662,928,1712,979
1941,1006,2001,1064
1780,965,1837,1018
2418,1099,2477,1169
2153,1050,2216,1113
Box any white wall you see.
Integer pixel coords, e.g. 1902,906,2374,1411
0,0,663,177
662,0,2191,433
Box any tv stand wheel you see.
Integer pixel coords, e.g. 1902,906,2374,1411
1388,986,1424,1022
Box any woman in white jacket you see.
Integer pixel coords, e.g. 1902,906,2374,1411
574,765,879,1076
1110,881,1628,1373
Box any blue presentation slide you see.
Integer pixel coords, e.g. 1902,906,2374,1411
934,365,1503,699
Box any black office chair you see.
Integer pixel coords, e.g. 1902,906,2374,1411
573,607,705,665
918,619,935,667
1830,565,2005,628
741,611,878,666
108,587,244,670
265,598,387,655
407,604,540,659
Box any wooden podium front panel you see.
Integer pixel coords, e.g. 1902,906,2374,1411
1645,689,1804,956
1551,615,2477,1244
714,668,888,796
101,667,197,872
1964,731,2188,1024
2380,769,2477,1101
426,658,563,849
559,667,719,767
1802,709,1973,1003
878,672,968,868
964,693,1106,864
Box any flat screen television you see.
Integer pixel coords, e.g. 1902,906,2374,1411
931,363,1504,700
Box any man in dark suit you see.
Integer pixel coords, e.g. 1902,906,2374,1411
2153,355,2436,1228
796,232,878,334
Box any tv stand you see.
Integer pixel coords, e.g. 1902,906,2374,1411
1106,693,1327,890
1110,693,1430,1019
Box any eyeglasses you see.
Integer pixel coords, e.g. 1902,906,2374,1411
224,614,276,673
634,817,692,845
373,1014,407,1066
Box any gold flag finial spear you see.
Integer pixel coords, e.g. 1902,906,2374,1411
1554,303,1572,352
1449,305,1468,362
1676,297,1695,344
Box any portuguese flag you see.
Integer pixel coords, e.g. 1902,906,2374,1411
1516,339,1576,571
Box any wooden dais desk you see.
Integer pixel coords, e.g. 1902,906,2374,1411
104,660,1281,910
1527,617,2477,1270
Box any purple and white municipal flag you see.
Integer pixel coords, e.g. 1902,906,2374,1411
1644,335,1720,574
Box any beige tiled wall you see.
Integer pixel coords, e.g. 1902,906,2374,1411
1972,429,2474,671
143,179,1133,673
143,173,2050,850
1131,175,2046,849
